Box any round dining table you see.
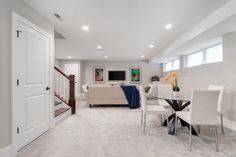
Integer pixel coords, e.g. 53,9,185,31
156,94,198,136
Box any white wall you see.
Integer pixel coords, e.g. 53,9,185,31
82,60,161,87
0,0,54,149
162,32,236,122
54,58,61,68
59,60,82,94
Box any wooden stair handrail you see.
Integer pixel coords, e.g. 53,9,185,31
54,66,70,79
54,66,76,114
69,75,76,114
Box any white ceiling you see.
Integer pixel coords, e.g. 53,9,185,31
156,13,236,63
24,0,229,60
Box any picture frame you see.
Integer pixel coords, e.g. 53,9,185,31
93,66,105,83
129,67,142,83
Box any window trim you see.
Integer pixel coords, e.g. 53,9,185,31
185,43,223,68
205,44,223,64
186,50,204,68
163,58,180,72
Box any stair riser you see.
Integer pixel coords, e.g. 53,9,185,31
55,108,71,124
55,103,68,111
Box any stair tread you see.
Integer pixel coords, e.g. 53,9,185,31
55,108,70,117
54,101,63,106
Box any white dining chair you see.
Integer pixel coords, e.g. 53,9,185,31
157,84,173,122
157,84,173,108
82,84,89,102
208,85,225,134
175,90,220,151
82,84,89,93
139,86,169,133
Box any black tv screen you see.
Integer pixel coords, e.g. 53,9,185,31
108,71,126,81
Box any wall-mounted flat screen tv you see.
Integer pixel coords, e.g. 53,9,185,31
108,71,126,81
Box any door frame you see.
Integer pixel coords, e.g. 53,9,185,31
11,12,55,155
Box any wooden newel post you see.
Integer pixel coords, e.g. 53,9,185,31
69,75,76,114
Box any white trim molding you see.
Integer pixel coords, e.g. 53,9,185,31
0,145,12,157
223,117,236,132
218,116,236,132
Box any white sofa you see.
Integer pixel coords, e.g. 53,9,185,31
88,86,128,107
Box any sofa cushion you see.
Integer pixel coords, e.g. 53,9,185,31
88,86,127,100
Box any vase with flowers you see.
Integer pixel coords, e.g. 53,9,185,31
164,72,180,97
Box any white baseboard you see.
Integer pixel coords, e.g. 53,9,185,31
0,145,12,157
218,116,236,131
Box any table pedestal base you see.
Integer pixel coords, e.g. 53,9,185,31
163,113,198,136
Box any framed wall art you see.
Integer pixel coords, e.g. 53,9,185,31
129,67,142,83
93,66,105,83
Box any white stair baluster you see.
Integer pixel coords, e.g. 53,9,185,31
67,79,69,103
60,73,62,97
56,72,58,95
63,77,66,101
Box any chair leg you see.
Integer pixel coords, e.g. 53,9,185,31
143,113,146,134
220,114,224,134
189,125,192,151
197,125,200,135
216,125,219,152
160,115,163,124
141,110,143,126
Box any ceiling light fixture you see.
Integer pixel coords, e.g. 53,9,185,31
141,55,145,58
67,56,72,59
165,24,172,30
149,44,154,48
97,46,102,50
82,25,89,31
104,56,108,59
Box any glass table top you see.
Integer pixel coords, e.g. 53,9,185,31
151,93,190,102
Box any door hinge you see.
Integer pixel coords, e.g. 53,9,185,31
16,30,22,38
17,79,19,86
17,127,20,134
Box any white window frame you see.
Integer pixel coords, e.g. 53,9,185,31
163,58,180,72
185,43,223,68
205,44,223,64
186,51,204,67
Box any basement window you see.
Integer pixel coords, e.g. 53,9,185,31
186,44,223,68
163,59,180,72
187,51,204,67
205,44,223,63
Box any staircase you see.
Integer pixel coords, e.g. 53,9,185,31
54,66,76,123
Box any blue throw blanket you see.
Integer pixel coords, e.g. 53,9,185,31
121,85,140,109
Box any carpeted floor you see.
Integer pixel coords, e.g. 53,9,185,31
17,100,236,157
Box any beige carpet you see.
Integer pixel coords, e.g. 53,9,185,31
17,100,236,157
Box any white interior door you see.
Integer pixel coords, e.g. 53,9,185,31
12,14,50,152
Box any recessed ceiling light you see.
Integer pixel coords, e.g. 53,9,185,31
97,46,102,50
104,56,108,59
141,55,145,58
67,56,72,59
82,25,89,31
149,44,154,48
165,24,172,30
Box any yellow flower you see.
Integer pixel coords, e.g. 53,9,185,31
165,72,177,87
171,72,177,77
